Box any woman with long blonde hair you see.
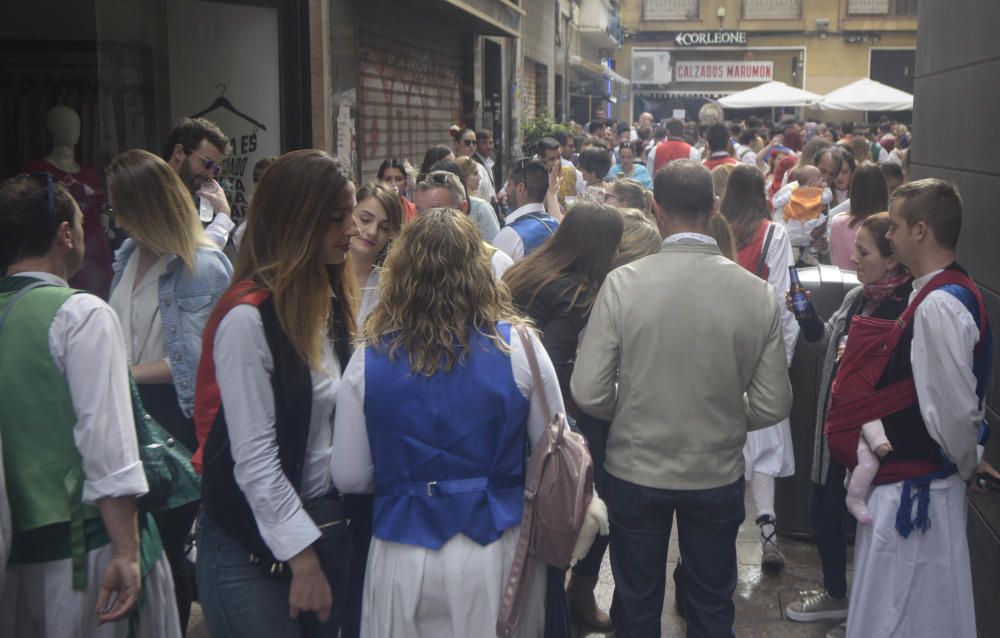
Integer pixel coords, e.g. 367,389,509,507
106,148,232,631
195,150,361,637
332,208,563,637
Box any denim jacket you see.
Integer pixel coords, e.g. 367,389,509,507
111,239,233,417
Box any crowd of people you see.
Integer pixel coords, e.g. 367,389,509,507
0,107,996,638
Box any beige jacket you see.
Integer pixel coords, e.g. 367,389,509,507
571,239,793,490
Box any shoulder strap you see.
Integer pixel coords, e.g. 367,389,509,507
755,222,774,278
515,324,551,424
0,280,52,332
896,269,978,335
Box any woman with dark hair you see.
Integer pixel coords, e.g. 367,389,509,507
783,213,912,635
351,182,403,324
377,158,417,223
578,147,612,204
720,164,799,571
195,150,360,637
418,145,454,178
331,209,594,636
451,126,496,203
504,203,622,634
827,164,889,270
605,141,652,189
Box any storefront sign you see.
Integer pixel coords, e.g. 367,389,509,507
674,31,748,47
675,61,773,82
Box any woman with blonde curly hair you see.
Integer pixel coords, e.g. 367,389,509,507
332,208,563,637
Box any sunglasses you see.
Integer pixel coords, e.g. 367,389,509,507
30,172,56,229
189,148,222,177
461,139,476,147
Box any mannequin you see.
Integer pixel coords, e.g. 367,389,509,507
24,106,114,299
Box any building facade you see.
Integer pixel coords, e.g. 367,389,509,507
616,0,917,123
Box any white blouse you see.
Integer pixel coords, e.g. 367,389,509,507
109,250,170,366
213,303,341,561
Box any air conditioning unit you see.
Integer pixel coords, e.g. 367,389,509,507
631,50,671,85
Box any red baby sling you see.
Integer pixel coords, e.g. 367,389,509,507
824,269,988,485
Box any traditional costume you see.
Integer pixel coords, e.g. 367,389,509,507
0,273,180,638
834,265,992,638
331,325,556,637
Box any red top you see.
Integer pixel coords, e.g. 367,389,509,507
653,139,693,176
192,280,271,473
736,221,771,280
401,195,418,223
703,155,739,170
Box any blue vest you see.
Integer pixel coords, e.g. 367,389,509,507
509,212,558,256
364,322,529,549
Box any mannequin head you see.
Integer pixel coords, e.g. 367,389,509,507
47,106,81,148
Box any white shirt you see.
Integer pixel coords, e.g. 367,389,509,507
205,212,235,251
474,162,496,203
491,248,514,279
20,272,148,504
492,202,548,263
213,303,342,561
109,250,170,366
331,327,562,494
910,269,983,480
560,157,587,195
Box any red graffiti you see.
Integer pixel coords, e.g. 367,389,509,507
359,48,462,166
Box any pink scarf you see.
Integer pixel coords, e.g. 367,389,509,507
862,270,912,315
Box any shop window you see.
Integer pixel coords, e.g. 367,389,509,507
847,0,918,16
743,0,801,20
643,0,700,21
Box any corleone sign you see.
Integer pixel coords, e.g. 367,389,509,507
675,61,774,83
675,31,748,47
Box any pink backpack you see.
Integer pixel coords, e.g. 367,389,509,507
496,325,594,638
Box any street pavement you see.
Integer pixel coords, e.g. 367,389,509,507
188,493,850,637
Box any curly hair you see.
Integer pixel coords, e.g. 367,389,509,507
363,208,524,376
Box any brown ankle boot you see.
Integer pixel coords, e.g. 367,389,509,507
566,574,613,632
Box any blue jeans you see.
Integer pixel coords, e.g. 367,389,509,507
572,413,610,578
809,460,849,599
605,473,744,638
197,513,343,638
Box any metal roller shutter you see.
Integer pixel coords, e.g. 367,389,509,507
358,3,464,181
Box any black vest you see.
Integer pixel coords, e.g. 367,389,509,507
201,296,352,563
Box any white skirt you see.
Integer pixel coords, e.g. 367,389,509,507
0,546,180,638
743,417,795,480
847,475,976,638
361,527,546,638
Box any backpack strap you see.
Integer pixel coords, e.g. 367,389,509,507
497,325,554,638
755,222,774,278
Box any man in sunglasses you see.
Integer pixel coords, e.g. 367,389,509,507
161,117,234,250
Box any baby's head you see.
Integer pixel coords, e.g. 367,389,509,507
797,165,825,188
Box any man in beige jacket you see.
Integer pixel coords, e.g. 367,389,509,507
571,160,792,638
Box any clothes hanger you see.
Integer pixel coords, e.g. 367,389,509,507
191,83,267,131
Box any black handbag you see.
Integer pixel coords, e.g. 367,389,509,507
252,494,352,582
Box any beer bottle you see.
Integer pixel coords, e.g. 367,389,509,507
788,266,810,320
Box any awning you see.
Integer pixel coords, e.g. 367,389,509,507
569,55,604,76
718,81,823,108
602,62,630,87
818,78,913,111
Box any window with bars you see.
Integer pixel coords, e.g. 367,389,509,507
642,0,700,21
743,0,801,20
847,0,918,16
